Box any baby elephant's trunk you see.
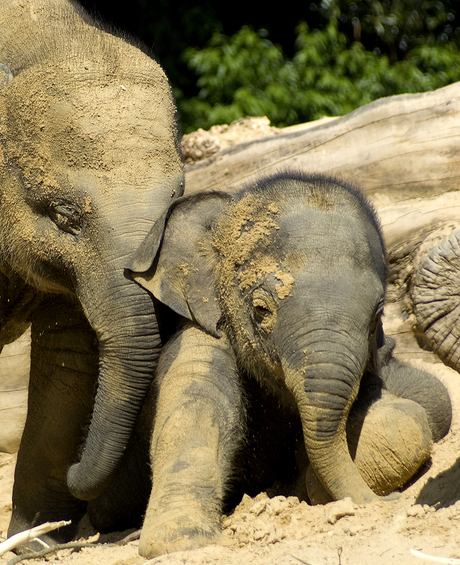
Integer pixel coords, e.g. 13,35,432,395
283,336,378,504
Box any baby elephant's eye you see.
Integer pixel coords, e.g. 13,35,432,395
253,303,271,321
252,296,276,332
49,205,82,235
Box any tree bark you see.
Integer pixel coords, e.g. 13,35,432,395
185,82,460,201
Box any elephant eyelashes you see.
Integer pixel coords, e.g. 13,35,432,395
49,205,82,235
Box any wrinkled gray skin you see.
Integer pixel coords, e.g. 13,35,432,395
1,0,183,546
131,172,451,557
413,230,460,372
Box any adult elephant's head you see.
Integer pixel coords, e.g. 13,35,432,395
0,2,184,500
131,172,389,504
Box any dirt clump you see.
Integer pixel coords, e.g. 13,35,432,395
181,117,279,164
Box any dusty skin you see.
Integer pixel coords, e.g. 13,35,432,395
0,353,459,565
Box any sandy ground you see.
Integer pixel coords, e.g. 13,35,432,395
1,352,460,565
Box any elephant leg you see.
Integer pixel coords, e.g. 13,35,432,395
8,296,97,550
377,337,452,442
306,390,433,505
139,324,243,559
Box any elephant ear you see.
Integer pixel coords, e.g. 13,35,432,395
412,229,460,371
0,64,13,92
129,191,233,337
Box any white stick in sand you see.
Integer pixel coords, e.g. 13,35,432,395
410,549,460,564
0,520,71,556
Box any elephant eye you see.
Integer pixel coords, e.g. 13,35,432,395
253,303,271,321
252,296,276,332
49,205,82,235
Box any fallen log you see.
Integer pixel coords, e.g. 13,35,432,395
184,82,460,201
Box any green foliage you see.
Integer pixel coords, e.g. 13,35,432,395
316,0,459,61
179,27,291,130
179,13,460,133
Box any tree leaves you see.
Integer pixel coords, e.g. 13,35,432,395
179,14,460,133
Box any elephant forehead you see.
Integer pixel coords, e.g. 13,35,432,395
279,206,384,266
214,192,385,298
214,194,293,297
4,67,180,188
214,193,280,262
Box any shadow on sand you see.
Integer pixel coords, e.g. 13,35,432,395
416,456,460,508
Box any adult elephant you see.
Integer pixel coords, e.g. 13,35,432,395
1,0,183,544
131,171,451,557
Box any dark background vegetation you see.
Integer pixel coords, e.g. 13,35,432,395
78,0,460,132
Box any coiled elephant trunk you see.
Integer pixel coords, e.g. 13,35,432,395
412,229,460,372
67,271,160,501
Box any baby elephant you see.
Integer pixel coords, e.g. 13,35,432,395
130,172,451,557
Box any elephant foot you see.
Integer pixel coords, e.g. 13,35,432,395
349,395,432,496
138,502,222,558
139,527,222,558
306,395,433,505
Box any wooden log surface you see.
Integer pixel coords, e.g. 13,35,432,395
184,82,460,204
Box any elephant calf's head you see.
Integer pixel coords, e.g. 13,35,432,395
133,172,387,381
132,171,393,504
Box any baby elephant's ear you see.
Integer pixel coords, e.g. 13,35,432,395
129,191,233,337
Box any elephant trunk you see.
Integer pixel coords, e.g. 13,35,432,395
284,337,378,503
412,229,460,371
67,271,159,501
